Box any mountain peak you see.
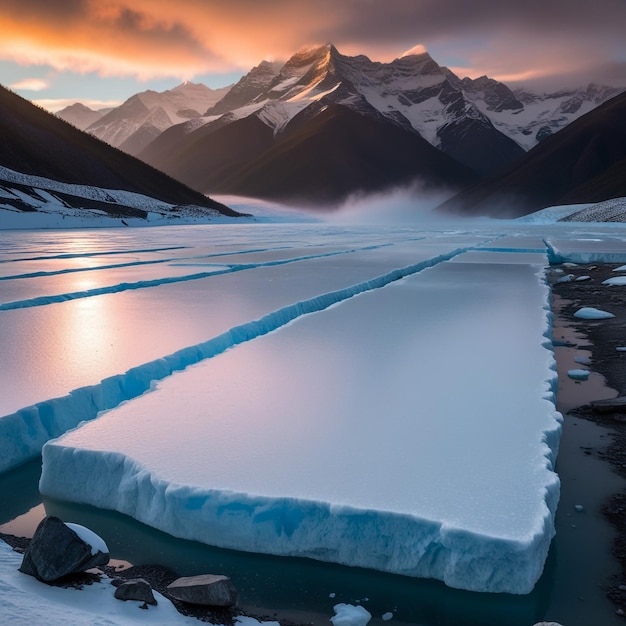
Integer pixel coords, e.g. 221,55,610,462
62,102,96,113
56,101,105,131
283,43,334,70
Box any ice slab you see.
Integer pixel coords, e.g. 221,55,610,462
41,259,561,594
574,307,615,319
603,276,626,286
567,369,590,380
0,237,473,471
546,237,626,264
331,604,372,626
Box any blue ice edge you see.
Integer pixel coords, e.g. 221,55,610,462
0,243,391,310
545,239,626,264
1,246,466,472
37,260,562,595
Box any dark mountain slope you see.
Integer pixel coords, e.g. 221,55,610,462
438,91,626,217
210,104,478,205
0,85,237,215
141,115,275,193
558,158,626,204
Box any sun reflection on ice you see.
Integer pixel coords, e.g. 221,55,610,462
60,291,119,377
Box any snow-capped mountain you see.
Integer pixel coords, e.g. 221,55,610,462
54,43,623,208
202,44,623,162
137,44,622,208
438,90,626,217
474,82,624,150
76,82,232,156
0,84,237,218
56,102,105,130
140,44,537,205
200,44,525,176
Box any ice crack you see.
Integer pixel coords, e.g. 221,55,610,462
0,245,471,472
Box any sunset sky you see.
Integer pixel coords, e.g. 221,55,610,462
2,0,625,112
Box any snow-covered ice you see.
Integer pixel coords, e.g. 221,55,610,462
40,244,561,594
330,604,372,626
602,276,626,286
546,237,626,265
574,307,615,320
2,216,626,599
0,232,477,472
567,369,590,381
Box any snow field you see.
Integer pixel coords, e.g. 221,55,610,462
40,253,561,594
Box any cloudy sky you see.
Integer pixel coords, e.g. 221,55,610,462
2,0,625,112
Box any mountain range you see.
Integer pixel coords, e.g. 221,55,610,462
0,85,239,218
438,90,626,216
56,44,623,211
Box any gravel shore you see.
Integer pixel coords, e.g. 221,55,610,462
551,262,626,615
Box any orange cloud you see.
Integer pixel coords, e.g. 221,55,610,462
9,78,50,91
0,1,338,79
0,0,623,86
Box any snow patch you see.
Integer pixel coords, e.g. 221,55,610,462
64,523,109,556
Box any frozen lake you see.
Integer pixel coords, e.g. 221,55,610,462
2,218,626,603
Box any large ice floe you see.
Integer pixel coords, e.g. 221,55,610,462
35,229,562,595
4,216,625,596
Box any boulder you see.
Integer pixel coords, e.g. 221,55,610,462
19,516,109,582
166,573,237,607
113,578,157,606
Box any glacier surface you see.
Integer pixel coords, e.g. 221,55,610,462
41,255,561,594
2,217,625,595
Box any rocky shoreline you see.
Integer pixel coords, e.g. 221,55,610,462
0,522,307,625
0,528,250,624
550,261,626,616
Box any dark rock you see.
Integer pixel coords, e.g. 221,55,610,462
590,396,626,413
167,573,238,607
114,578,157,605
19,516,109,582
